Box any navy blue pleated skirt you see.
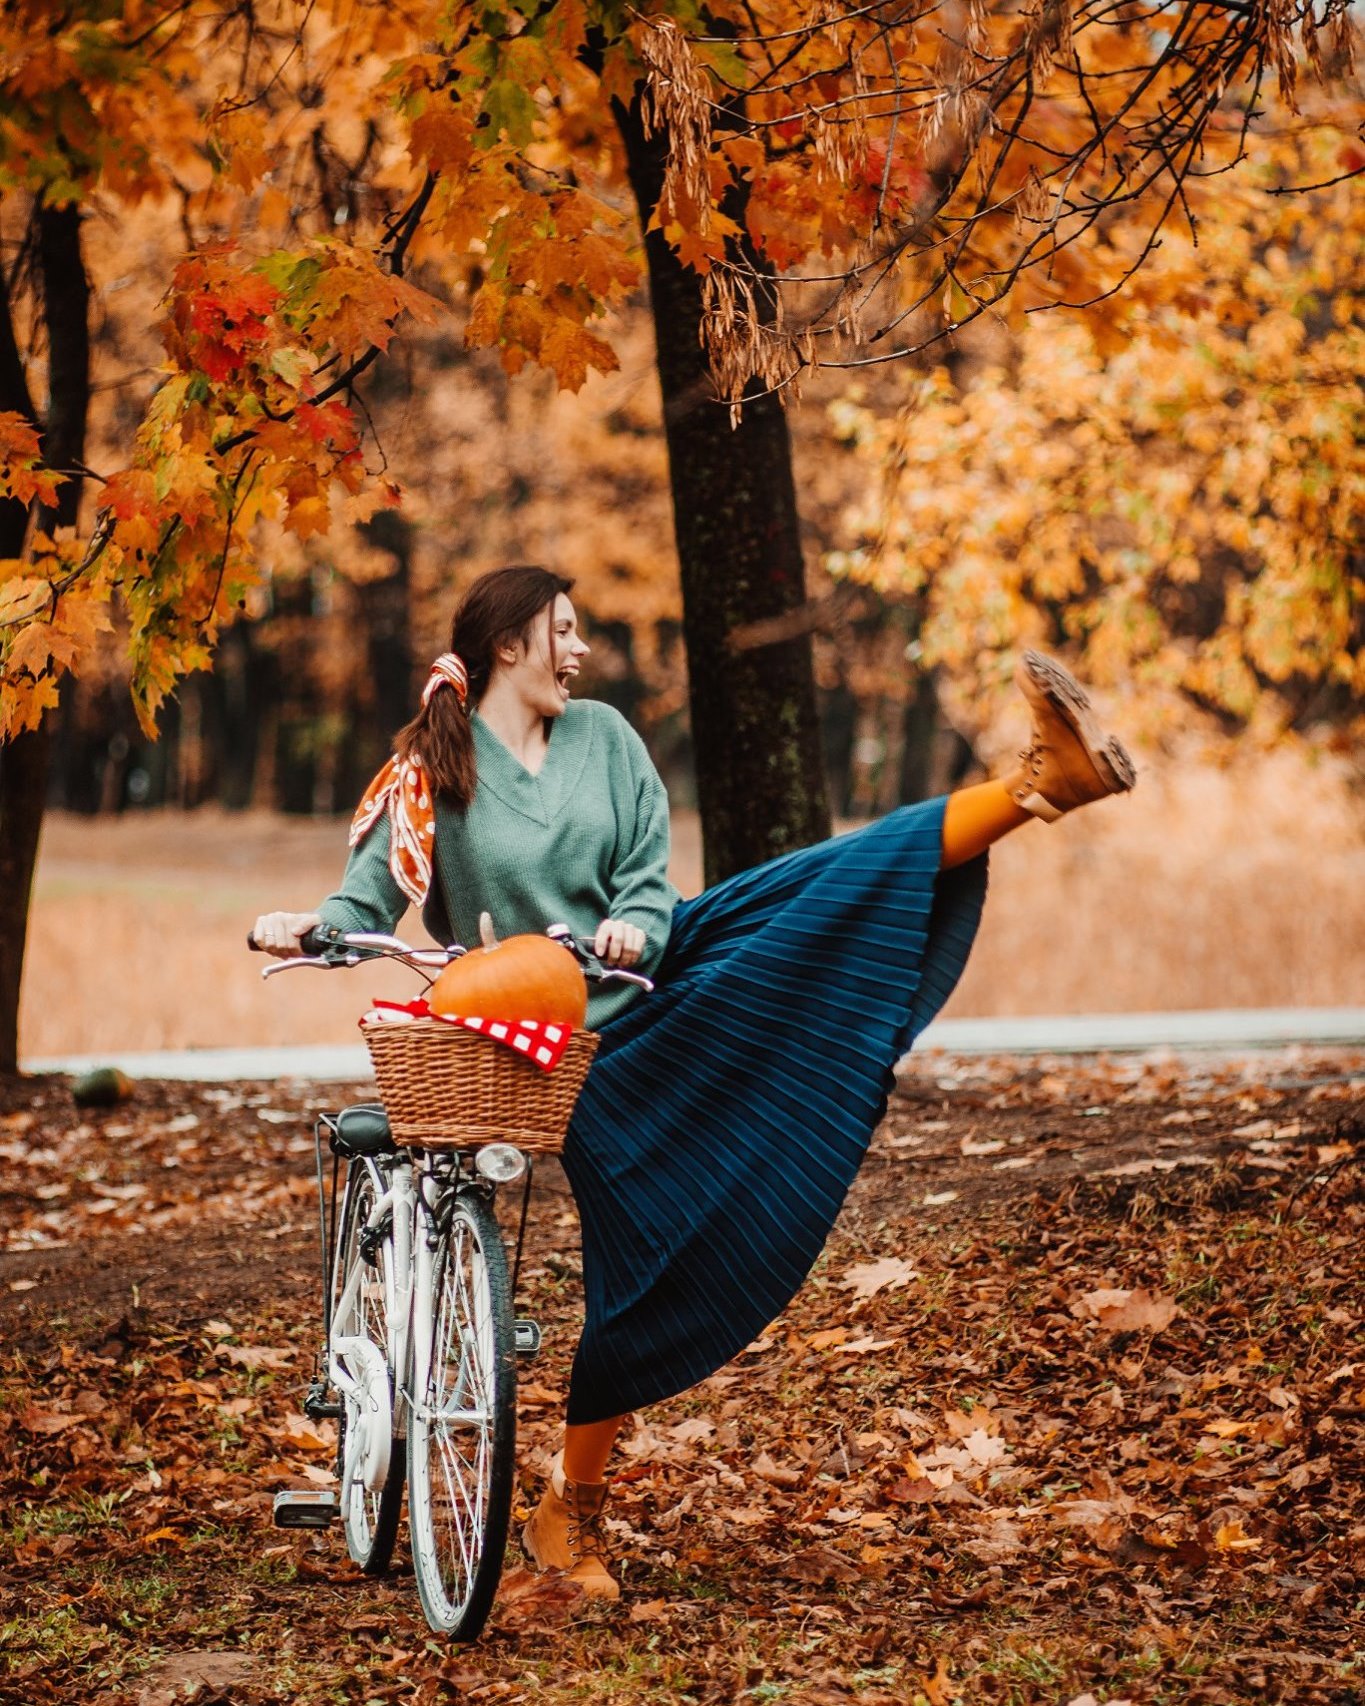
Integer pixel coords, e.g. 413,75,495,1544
559,797,988,1424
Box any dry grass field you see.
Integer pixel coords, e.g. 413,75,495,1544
20,749,1364,1059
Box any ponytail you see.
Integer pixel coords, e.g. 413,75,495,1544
393,669,474,808
394,564,573,810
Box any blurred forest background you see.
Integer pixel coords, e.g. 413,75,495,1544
38,174,1365,824
42,270,954,823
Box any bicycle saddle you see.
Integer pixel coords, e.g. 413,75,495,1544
324,1103,396,1157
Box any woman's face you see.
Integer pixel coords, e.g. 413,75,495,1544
496,593,590,718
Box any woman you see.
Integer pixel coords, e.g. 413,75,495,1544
253,563,1135,1600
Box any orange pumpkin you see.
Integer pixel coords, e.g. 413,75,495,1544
429,913,588,1028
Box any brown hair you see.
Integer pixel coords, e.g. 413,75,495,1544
395,564,574,809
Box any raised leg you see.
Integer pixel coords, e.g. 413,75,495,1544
940,780,1032,870
1003,651,1136,821
942,651,1137,868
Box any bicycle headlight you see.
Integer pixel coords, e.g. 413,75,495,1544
475,1143,528,1184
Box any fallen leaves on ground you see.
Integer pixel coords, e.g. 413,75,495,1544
0,1049,1361,1704
838,1256,919,1300
1072,1286,1180,1333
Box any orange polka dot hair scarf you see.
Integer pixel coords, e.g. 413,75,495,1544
348,653,469,906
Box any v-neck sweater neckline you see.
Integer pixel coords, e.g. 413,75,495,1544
471,703,593,826
472,707,553,778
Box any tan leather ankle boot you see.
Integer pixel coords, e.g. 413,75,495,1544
523,1465,620,1600
1004,650,1137,821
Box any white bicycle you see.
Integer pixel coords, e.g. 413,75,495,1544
254,925,648,1639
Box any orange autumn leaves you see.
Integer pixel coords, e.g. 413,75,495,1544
0,415,63,513
0,0,205,203
0,0,646,738
0,0,1359,743
829,129,1364,746
0,241,442,737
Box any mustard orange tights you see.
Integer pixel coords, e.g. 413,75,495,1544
940,779,1032,870
563,1416,627,1485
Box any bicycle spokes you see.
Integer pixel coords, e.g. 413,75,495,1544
408,1190,516,1638
329,1160,404,1574
424,1220,491,1590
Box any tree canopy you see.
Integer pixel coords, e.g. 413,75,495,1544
0,0,1356,740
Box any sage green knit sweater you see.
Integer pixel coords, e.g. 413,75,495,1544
316,699,680,1028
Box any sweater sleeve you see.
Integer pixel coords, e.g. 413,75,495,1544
607,724,679,977
315,808,410,938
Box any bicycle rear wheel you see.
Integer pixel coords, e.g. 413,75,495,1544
408,1185,516,1639
332,1157,404,1574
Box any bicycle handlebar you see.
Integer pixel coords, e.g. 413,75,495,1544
248,923,654,991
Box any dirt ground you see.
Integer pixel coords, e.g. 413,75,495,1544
1,1047,1361,1705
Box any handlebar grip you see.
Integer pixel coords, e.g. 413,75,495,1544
245,926,336,955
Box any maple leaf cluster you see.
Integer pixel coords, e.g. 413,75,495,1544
0,235,442,735
0,0,642,735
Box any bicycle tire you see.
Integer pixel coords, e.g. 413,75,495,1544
332,1157,405,1574
407,1185,517,1639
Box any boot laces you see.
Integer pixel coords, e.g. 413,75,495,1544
566,1492,608,1564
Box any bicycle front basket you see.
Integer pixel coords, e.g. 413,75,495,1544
359,1018,599,1153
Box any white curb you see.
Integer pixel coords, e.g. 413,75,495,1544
23,1008,1364,1082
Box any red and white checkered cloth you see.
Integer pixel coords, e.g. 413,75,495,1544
363,998,573,1072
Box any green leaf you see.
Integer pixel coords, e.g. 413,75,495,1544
478,78,539,149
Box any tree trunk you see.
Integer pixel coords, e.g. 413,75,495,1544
0,242,40,1075
0,730,49,1072
0,203,91,1073
36,204,91,533
613,95,830,887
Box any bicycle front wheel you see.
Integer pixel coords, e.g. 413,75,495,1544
407,1185,516,1639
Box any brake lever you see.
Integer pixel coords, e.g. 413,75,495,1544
595,968,655,992
343,931,415,953
547,923,653,984
260,954,352,979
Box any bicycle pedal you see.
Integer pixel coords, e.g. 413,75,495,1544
513,1319,542,1358
272,1490,339,1530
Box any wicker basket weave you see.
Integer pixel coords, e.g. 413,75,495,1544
360,1017,599,1153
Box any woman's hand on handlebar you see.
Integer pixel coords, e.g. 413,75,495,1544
593,918,645,969
252,910,323,958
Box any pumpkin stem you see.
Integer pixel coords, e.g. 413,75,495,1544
478,911,499,951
